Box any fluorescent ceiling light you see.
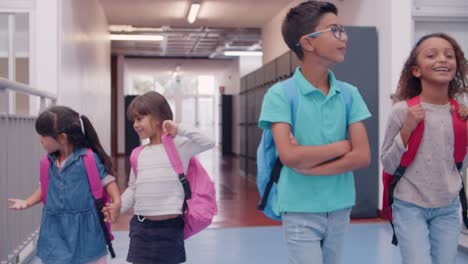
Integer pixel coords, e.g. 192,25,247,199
109,25,163,32
187,2,201,24
223,51,263,57
110,34,164,41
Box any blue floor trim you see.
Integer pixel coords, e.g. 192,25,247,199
28,223,468,263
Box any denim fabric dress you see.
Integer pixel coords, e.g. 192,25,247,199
36,148,108,264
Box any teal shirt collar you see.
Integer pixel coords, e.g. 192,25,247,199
292,66,342,97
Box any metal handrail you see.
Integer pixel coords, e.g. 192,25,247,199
0,78,56,100
0,77,57,113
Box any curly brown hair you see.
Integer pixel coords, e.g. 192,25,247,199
395,33,468,101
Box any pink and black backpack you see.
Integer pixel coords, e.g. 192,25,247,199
40,149,116,258
129,134,217,239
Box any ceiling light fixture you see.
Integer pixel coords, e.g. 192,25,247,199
187,1,201,24
110,34,164,41
223,51,263,57
109,25,164,32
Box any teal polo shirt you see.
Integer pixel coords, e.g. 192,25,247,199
258,67,371,213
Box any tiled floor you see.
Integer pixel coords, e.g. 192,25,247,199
27,148,468,263
27,224,468,264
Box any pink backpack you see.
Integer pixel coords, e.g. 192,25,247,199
40,148,116,258
129,134,217,239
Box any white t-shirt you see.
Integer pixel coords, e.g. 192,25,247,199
120,124,215,216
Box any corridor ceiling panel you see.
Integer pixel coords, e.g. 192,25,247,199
99,0,293,58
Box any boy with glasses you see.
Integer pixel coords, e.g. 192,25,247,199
258,1,371,263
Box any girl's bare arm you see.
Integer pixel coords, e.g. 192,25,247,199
8,187,42,210
104,181,121,222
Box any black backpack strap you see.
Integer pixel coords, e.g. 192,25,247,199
179,172,191,213
95,198,116,258
456,162,468,229
258,158,283,210
387,166,406,246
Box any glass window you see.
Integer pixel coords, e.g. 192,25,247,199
127,73,216,141
198,75,215,95
15,13,30,115
197,97,215,139
198,97,213,126
0,14,8,79
179,75,197,95
166,97,177,121
182,97,196,126
132,75,155,94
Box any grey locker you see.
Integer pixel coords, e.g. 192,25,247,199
254,68,265,89
332,26,379,218
264,60,277,84
276,52,291,80
246,72,256,91
290,51,301,74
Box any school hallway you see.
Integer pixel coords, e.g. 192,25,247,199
3,1,468,264
26,149,468,264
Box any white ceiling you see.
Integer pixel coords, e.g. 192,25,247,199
98,0,293,58
99,0,293,28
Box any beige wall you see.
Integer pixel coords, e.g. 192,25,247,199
58,0,111,152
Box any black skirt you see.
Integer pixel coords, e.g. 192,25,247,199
127,215,186,264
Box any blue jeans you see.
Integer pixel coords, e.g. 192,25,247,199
282,208,351,264
393,197,461,264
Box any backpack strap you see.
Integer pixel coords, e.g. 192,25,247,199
82,149,116,258
387,96,424,245
257,78,297,212
82,149,103,200
129,145,144,177
449,98,468,229
282,78,299,128
40,155,50,203
161,134,192,211
450,98,467,165
399,96,424,167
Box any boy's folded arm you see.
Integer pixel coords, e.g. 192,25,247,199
272,122,351,169
296,121,371,175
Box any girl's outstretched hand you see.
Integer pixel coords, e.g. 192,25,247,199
162,120,178,137
8,198,29,210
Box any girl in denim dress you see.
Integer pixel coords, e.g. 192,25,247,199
8,106,121,264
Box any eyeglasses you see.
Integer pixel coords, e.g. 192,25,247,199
296,25,347,46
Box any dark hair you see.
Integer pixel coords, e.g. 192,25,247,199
35,105,115,175
282,0,338,60
396,33,468,101
127,91,173,122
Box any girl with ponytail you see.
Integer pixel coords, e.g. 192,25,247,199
8,105,121,264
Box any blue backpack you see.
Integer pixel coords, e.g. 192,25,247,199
257,77,353,220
